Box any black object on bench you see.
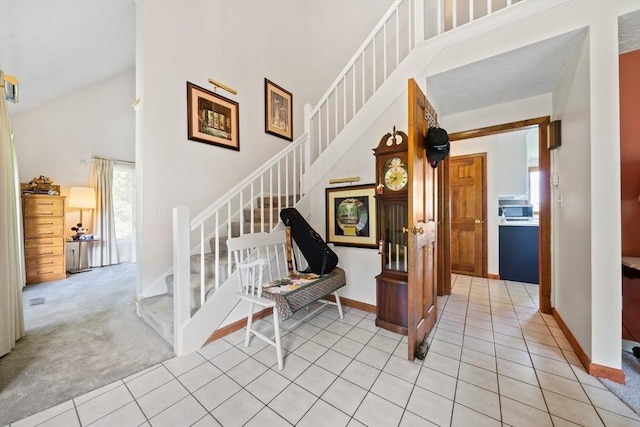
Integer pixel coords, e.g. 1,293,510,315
280,207,338,275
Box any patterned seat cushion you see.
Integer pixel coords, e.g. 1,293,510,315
262,267,346,320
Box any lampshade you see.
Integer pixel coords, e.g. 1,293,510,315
68,187,96,209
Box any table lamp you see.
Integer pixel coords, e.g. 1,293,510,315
68,187,96,227
68,187,96,273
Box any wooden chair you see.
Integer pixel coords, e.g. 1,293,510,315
227,230,346,371
228,231,288,370
235,257,284,370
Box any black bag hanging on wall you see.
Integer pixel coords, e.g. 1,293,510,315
280,208,339,275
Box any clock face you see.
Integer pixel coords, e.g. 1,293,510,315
384,157,408,191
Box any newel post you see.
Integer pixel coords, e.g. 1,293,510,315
173,205,190,356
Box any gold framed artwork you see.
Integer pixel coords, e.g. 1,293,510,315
265,78,293,141
187,82,239,151
326,184,377,248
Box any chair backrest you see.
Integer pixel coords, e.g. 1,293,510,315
236,258,266,296
227,231,289,286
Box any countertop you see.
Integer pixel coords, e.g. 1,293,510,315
499,219,539,227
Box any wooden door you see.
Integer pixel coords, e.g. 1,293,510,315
450,154,486,277
407,78,438,360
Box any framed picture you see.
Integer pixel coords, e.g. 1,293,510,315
3,75,18,103
548,120,561,150
187,82,239,151
326,184,377,248
265,78,293,141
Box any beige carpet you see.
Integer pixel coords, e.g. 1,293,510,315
600,350,640,416
0,262,175,425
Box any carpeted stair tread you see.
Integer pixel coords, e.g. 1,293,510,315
137,294,174,345
141,203,289,351
258,195,298,208
243,206,281,222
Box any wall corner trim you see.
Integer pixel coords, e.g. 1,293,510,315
552,308,626,384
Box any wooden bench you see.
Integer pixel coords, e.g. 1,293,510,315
227,231,345,370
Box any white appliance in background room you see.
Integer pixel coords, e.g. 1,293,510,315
498,204,537,223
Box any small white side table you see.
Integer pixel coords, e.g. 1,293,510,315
66,239,98,274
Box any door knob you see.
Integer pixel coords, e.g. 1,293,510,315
403,226,424,234
474,219,483,224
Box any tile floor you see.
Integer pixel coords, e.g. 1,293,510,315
9,275,640,427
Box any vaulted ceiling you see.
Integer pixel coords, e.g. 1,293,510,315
0,0,135,115
0,2,638,117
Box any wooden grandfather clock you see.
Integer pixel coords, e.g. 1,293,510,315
373,128,409,335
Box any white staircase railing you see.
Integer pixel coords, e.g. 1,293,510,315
171,0,526,355
172,134,306,353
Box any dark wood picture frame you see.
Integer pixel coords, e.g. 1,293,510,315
187,82,239,151
326,184,377,248
548,120,561,150
265,78,293,141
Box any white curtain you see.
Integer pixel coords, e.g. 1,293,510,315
0,70,26,357
90,158,119,266
113,162,136,262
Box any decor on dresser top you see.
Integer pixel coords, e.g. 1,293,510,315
21,175,59,195
325,183,377,248
187,81,239,151
265,78,293,141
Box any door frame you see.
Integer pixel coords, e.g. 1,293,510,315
439,116,552,314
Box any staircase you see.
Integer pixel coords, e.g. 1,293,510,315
139,0,531,356
137,195,297,345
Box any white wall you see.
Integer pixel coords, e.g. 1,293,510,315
549,5,626,368
136,0,394,292
551,33,593,360
587,11,624,369
11,68,136,240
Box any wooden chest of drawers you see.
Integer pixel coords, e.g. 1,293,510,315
22,194,66,284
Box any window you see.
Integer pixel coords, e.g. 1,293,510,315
529,167,540,214
112,162,136,262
